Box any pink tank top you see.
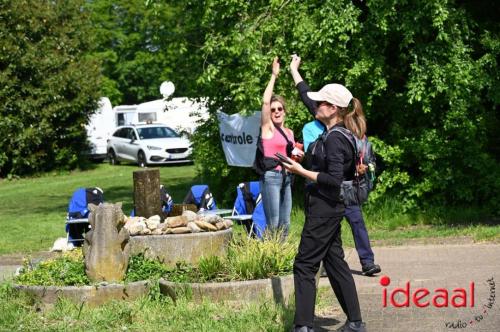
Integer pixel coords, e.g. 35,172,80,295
262,127,295,171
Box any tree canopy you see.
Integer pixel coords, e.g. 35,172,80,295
0,0,498,210
191,0,500,209
0,0,101,176
85,0,206,105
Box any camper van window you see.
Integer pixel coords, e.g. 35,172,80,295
117,114,125,126
138,112,157,123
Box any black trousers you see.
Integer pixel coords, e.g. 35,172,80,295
293,213,362,327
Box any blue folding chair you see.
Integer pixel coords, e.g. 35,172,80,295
65,187,103,246
183,184,217,211
230,181,267,239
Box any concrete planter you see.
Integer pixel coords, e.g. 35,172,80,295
159,274,294,305
14,280,151,308
129,228,232,267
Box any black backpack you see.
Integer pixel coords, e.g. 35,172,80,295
305,127,371,206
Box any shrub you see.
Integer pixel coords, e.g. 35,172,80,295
164,234,296,283
15,250,89,286
15,252,171,286
125,254,170,282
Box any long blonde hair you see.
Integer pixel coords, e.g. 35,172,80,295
338,97,366,139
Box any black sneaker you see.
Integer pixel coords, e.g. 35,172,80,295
337,320,366,332
361,263,381,276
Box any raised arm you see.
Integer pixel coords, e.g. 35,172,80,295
289,54,304,86
261,57,280,132
290,54,317,116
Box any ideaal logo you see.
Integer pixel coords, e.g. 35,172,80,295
380,275,496,329
380,275,474,308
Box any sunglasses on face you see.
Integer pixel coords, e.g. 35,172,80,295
271,107,284,112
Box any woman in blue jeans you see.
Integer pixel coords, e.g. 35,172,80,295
258,57,302,238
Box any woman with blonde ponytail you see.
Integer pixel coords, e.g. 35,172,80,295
331,96,381,277
343,98,366,139
282,55,377,332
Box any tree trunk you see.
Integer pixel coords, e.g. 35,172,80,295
133,168,162,218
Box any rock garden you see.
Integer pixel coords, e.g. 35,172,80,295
13,199,295,308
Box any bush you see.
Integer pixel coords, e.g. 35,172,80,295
15,251,170,286
0,0,101,176
125,254,170,282
15,250,89,286
164,234,296,283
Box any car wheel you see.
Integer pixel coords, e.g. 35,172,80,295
137,151,147,168
108,149,119,165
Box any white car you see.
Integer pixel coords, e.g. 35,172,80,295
107,124,192,167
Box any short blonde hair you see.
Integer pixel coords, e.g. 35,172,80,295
271,95,287,112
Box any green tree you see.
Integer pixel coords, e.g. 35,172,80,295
192,0,500,209
86,0,206,105
0,0,101,177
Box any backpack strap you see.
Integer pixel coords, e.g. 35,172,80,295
356,135,368,165
324,127,358,160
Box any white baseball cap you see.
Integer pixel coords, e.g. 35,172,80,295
307,83,353,108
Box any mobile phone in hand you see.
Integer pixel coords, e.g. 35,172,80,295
275,152,291,164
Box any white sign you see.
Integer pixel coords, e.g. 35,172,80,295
217,111,261,167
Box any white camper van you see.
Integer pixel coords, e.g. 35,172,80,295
114,97,208,136
86,97,114,162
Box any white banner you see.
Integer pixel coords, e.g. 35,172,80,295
217,111,261,167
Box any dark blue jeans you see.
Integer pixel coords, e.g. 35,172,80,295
344,205,375,266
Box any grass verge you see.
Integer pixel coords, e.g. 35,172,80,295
0,282,295,332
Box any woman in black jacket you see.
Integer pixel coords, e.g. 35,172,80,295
282,56,367,332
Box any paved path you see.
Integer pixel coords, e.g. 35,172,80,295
1,244,499,331
316,243,500,332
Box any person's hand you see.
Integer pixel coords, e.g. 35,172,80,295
357,163,368,175
272,56,280,76
281,156,305,175
289,54,301,72
291,145,305,162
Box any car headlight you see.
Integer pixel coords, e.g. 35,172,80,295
147,145,162,150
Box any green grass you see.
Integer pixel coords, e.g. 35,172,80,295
361,198,500,244
1,163,498,255
0,282,295,332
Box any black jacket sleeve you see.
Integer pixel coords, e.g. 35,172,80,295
316,132,349,191
296,81,318,117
